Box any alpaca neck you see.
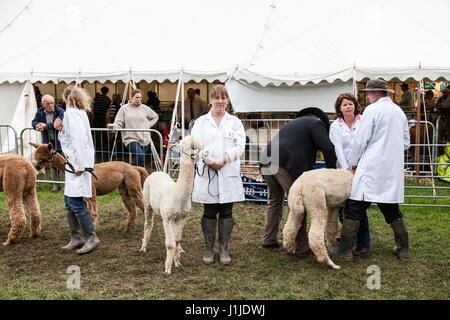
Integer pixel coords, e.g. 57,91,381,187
52,153,68,173
176,154,195,197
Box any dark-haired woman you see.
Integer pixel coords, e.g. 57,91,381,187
330,93,370,256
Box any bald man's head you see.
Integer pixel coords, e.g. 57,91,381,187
41,95,55,113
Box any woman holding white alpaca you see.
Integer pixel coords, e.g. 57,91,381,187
191,85,246,265
329,93,370,256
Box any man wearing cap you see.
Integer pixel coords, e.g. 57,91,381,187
260,107,337,257
337,79,411,261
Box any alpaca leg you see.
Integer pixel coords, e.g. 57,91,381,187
309,208,341,270
139,205,154,253
86,196,99,228
174,219,187,268
283,189,305,253
24,189,42,237
118,185,136,232
4,196,27,246
325,207,339,255
163,220,176,275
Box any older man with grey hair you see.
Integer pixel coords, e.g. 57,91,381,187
32,94,66,191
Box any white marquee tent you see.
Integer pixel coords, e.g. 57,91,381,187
1,0,450,122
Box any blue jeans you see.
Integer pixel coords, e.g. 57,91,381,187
128,141,149,168
64,196,88,215
357,212,371,249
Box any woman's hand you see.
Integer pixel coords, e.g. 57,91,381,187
210,158,224,171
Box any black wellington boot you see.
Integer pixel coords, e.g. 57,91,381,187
390,218,411,260
218,218,235,265
201,217,217,264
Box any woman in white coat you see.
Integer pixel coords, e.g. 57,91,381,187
191,85,245,265
329,93,370,256
54,86,99,255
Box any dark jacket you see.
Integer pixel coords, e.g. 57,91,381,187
31,106,65,150
261,115,337,180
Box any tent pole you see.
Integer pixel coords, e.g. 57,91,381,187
415,81,422,182
181,71,185,138
163,71,183,173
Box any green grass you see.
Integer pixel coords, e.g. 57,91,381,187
0,183,448,300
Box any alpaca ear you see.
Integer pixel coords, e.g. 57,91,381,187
29,142,39,148
47,142,53,150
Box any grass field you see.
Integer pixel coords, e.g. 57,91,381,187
0,184,448,300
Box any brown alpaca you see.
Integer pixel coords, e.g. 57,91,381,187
30,142,147,231
0,153,42,245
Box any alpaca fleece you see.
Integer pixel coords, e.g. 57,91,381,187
283,169,353,269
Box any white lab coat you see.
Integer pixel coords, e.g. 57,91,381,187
329,115,362,169
191,111,245,204
58,106,95,198
348,97,410,203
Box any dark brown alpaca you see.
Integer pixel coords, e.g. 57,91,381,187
30,142,147,231
0,153,42,245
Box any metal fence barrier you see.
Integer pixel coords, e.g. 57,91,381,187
1,120,448,208
0,125,18,155
19,127,164,185
167,118,449,208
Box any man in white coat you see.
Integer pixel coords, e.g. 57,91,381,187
337,79,411,261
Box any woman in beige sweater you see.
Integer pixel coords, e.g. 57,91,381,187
109,89,159,167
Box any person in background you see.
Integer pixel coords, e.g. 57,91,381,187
179,88,209,129
107,93,122,124
191,85,246,266
92,86,111,128
54,86,100,255
329,93,370,256
421,90,435,122
337,79,411,262
399,83,412,109
146,91,161,111
32,94,65,192
260,107,337,257
109,89,159,167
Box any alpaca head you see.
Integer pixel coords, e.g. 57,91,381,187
29,142,57,170
178,135,205,162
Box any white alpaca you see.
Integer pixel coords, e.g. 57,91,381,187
140,136,204,275
282,169,354,270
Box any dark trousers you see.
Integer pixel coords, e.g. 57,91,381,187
339,207,371,249
344,199,403,224
262,167,309,252
128,141,149,168
203,203,233,220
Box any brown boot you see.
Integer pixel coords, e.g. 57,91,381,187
218,218,235,265
390,218,411,260
337,219,360,261
201,217,216,265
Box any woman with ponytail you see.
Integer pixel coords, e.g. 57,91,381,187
54,86,100,254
